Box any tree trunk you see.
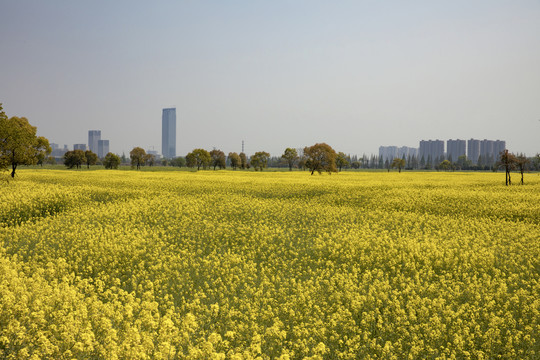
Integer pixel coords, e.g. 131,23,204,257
311,169,315,175
11,164,16,178
521,170,524,185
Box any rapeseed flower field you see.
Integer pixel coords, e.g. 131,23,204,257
1,169,539,359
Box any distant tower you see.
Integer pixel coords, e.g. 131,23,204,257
98,140,109,158
88,130,101,153
162,108,176,159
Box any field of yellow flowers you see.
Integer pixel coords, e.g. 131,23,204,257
1,169,539,359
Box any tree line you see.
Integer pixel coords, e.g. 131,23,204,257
121,145,540,184
2,104,539,182
180,144,339,175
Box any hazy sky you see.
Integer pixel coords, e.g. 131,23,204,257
1,1,539,156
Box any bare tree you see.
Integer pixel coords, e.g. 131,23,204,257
515,153,530,185
498,150,516,186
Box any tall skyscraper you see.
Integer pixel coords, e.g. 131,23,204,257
88,130,101,153
98,140,109,158
162,108,176,159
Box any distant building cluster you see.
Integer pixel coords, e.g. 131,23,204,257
379,138,506,168
419,140,445,162
446,139,466,162
50,143,69,162
88,130,110,158
378,146,418,163
49,108,177,164
50,130,111,162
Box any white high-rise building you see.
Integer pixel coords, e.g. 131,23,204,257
162,108,176,159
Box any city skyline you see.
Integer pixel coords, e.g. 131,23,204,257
1,2,539,156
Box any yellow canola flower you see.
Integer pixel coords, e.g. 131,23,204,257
0,169,538,359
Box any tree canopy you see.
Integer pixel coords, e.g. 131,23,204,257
35,137,52,167
438,159,451,172
228,152,241,170
0,108,51,177
85,150,98,169
130,147,146,170
64,150,86,169
336,152,349,172
210,149,226,170
186,149,211,170
250,151,270,171
281,148,299,171
169,157,186,168
239,152,248,169
304,143,337,175
103,152,121,169
145,154,155,167
391,158,406,173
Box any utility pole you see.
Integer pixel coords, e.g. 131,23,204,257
242,140,244,154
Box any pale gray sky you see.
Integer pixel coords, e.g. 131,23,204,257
1,0,539,156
